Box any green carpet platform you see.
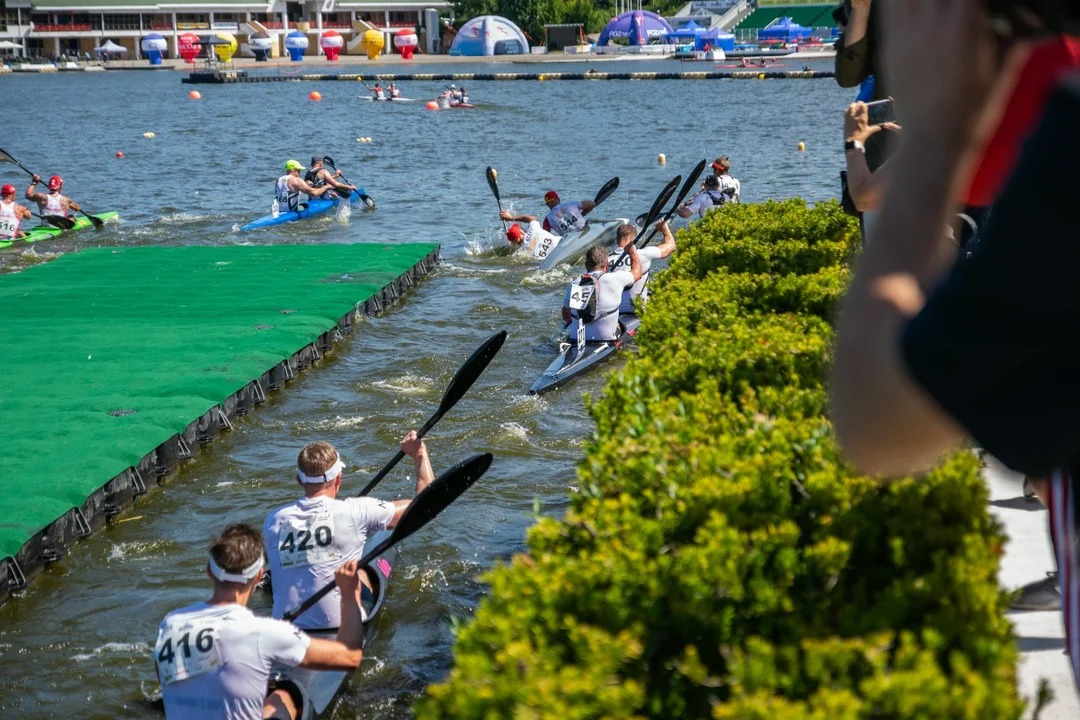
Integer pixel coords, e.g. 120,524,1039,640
0,243,439,604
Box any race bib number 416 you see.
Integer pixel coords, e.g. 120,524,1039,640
278,514,337,569
156,620,222,685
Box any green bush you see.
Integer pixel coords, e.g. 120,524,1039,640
416,200,1021,719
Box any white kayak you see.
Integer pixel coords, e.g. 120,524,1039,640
539,218,628,271
360,96,417,102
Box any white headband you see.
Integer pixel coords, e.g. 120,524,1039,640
298,457,344,484
209,554,264,584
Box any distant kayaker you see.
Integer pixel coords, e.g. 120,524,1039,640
562,245,642,342
26,175,82,219
542,190,597,236
305,156,356,201
275,160,335,216
0,184,32,241
607,219,676,314
373,83,386,100
458,86,469,104
153,523,368,720
676,175,733,220
500,210,562,261
388,82,401,99
710,156,740,202
263,431,434,635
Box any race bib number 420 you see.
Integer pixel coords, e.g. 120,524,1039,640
156,620,222,685
278,514,337,569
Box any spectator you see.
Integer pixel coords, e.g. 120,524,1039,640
834,0,894,171
842,101,898,213
829,0,1080,690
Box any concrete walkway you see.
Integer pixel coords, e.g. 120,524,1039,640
986,457,1080,718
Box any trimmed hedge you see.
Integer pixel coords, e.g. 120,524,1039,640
417,200,1021,718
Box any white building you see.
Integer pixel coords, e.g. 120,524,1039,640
0,0,450,59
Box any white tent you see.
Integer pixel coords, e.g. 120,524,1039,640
94,40,127,54
0,41,24,50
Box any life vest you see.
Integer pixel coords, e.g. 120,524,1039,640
569,271,618,326
43,193,67,218
274,175,299,215
0,200,22,240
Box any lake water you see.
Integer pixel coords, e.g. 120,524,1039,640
0,58,853,718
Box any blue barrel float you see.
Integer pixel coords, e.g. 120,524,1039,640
284,30,308,62
141,32,168,65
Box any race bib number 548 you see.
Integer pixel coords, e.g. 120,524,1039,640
156,620,222,685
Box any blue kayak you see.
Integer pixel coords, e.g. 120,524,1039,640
240,188,366,231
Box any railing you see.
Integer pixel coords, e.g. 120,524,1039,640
321,20,351,28
151,23,172,30
261,21,283,28
103,21,142,30
33,23,93,31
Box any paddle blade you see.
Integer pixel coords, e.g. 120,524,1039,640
439,330,507,414
84,212,105,229
0,148,32,176
638,175,681,242
593,176,619,207
381,452,491,550
677,159,708,209
486,167,501,203
360,194,376,209
43,214,76,230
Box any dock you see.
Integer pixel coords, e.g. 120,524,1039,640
0,243,438,605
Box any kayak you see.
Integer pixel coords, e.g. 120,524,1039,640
715,63,790,69
0,212,118,250
538,218,628,271
269,531,397,719
360,96,416,102
448,103,476,109
240,189,365,232
529,314,641,395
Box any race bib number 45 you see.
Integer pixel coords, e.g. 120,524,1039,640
278,515,337,569
156,620,222,685
568,284,594,311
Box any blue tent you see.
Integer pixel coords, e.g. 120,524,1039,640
664,20,734,51
597,10,674,46
758,16,812,41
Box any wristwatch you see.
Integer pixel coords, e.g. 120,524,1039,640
844,139,865,153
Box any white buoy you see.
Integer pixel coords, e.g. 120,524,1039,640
658,153,666,165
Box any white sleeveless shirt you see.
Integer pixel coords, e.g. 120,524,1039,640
263,495,395,630
521,220,561,261
544,201,587,237
43,193,67,217
154,602,310,720
0,200,22,240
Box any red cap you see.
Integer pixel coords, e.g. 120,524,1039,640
544,190,559,203
47,175,62,190
506,223,525,243
1,184,14,196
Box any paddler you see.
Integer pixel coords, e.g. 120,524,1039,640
153,523,368,720
607,219,676,314
372,83,386,100
500,210,562,261
458,85,469,104
542,190,598,236
262,431,433,636
709,156,741,203
676,175,730,219
388,82,401,99
305,156,356,201
274,160,335,216
562,245,642,342
25,174,82,219
0,183,32,241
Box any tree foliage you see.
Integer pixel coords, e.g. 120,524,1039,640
416,200,1022,719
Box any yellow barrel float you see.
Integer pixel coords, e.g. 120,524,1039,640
360,29,385,60
213,32,237,62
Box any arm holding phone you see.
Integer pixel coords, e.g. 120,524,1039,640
844,101,900,212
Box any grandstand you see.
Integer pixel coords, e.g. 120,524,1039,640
731,3,835,39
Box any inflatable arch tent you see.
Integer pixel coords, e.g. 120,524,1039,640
449,15,528,56
597,10,674,46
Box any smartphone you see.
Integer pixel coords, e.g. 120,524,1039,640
865,99,896,126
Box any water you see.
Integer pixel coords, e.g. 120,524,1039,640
0,60,852,718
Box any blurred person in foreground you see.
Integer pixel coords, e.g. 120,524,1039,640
829,0,1080,688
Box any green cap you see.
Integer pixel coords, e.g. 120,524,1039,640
285,159,303,171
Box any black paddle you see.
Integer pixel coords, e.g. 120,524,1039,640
33,212,76,230
486,167,507,232
322,155,376,209
591,176,620,210
283,452,493,621
0,148,105,229
638,158,707,248
356,329,507,498
610,175,682,270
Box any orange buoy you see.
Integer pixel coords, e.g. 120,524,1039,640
116,151,124,158
310,91,322,101
189,90,201,100
425,101,439,111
